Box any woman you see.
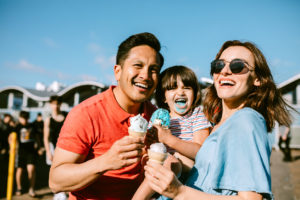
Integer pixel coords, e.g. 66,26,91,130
142,40,291,200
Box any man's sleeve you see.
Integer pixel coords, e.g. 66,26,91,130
57,106,95,155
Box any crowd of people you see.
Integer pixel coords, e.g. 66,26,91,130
0,95,68,200
0,32,296,200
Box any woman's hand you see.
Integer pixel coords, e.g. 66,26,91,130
144,161,183,199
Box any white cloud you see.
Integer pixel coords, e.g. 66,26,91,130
88,43,101,53
94,55,115,69
14,59,47,74
270,58,295,67
43,37,58,48
176,57,188,64
79,74,98,81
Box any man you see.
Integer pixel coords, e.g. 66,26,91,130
14,111,37,197
33,113,44,156
49,32,164,199
44,96,68,200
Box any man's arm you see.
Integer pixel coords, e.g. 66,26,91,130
49,136,144,193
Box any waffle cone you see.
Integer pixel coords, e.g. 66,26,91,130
148,150,167,164
128,129,146,138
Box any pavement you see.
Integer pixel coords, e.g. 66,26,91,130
1,149,300,200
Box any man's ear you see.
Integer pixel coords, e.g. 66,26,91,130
254,77,261,86
114,65,122,82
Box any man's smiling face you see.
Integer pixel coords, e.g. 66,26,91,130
114,45,161,104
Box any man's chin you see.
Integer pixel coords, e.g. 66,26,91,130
132,94,151,103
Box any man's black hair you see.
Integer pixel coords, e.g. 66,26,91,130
116,32,164,67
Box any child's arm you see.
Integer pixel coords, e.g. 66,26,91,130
193,128,210,145
132,179,155,200
133,154,182,200
154,125,205,160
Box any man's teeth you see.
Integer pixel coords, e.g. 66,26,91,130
135,83,148,89
220,80,234,85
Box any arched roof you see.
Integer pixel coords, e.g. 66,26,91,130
57,81,105,96
0,81,106,102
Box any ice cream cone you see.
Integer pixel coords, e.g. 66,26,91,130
148,150,167,164
128,129,146,138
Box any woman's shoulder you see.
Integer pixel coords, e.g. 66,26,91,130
227,107,268,137
235,107,265,122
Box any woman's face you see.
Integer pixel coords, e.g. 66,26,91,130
213,46,260,105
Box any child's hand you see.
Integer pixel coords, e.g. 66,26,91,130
145,127,159,148
153,124,172,144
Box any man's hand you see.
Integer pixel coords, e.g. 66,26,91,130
103,136,145,170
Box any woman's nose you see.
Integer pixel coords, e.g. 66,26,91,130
220,63,232,75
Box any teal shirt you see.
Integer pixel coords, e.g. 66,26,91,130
159,108,273,199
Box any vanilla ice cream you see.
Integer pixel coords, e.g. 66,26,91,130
148,143,168,164
128,114,148,138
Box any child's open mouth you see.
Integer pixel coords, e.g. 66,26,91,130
175,98,187,108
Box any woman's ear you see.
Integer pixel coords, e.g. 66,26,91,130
254,78,261,86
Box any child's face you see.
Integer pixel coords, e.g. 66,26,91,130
164,76,194,118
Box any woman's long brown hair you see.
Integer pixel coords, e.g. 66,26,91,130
203,40,292,132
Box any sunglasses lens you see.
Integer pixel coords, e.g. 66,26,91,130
211,60,225,74
230,60,246,73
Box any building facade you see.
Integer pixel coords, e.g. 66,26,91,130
278,74,300,148
0,81,107,121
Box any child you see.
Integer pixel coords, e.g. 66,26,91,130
134,65,211,199
152,65,211,174
13,111,38,197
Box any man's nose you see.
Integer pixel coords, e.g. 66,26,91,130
139,67,150,80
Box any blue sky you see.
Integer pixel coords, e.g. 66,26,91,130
0,0,300,89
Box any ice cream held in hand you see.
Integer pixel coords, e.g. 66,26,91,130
148,143,168,164
128,114,148,138
150,108,170,128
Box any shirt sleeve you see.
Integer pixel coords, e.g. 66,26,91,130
192,106,211,132
209,109,272,198
56,105,95,155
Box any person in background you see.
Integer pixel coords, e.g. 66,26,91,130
43,95,68,200
49,32,164,200
141,40,292,200
33,112,45,156
13,111,38,197
0,113,14,156
278,125,292,162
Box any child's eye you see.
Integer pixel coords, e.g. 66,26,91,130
167,86,177,90
184,86,192,90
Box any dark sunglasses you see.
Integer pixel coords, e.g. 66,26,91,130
210,59,254,75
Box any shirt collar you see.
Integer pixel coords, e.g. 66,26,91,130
106,86,151,122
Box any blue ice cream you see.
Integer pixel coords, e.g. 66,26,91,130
149,108,170,128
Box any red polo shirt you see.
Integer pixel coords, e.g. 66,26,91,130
57,86,156,200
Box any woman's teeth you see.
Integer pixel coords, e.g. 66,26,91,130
220,80,234,86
